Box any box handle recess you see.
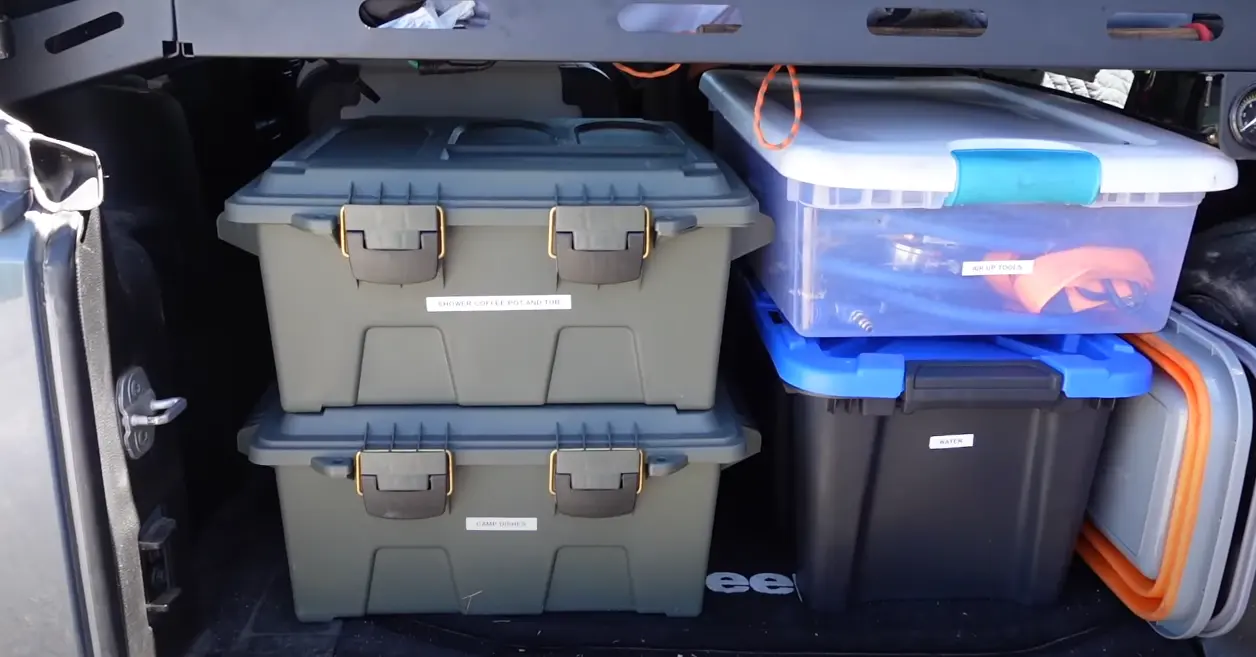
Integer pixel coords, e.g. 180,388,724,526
547,206,652,285
548,449,644,518
337,205,446,285
352,449,453,520
900,361,1064,413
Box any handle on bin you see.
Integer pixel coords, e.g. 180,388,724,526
235,424,260,456
653,215,698,238
899,360,1064,413
290,213,337,236
311,456,354,479
236,389,282,455
729,212,775,261
647,453,689,477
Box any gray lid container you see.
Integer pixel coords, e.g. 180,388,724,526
217,117,768,413
244,387,752,470
1087,310,1252,639
241,388,757,620
222,117,758,232
1174,304,1256,638
243,387,752,523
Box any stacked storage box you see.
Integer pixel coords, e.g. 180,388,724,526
237,392,752,620
704,70,1238,610
218,117,770,620
701,71,1236,338
730,274,1150,610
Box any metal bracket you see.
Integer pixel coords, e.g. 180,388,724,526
173,1,1256,73
548,448,645,518
0,0,174,104
115,366,186,460
354,449,453,520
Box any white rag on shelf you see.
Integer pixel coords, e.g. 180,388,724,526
381,0,478,29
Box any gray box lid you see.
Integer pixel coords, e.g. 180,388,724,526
1174,304,1256,638
223,118,758,228
243,386,749,469
1088,310,1253,640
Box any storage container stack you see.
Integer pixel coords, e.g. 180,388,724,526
701,69,1242,622
218,117,770,621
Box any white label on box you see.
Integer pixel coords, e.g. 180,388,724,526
961,260,1035,277
426,294,572,313
465,517,538,532
929,434,975,450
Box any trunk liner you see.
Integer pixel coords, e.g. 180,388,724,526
185,459,1196,657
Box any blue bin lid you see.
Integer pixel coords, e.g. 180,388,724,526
744,275,1153,400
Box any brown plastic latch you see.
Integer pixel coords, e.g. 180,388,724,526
547,206,652,285
337,204,446,285
354,449,454,520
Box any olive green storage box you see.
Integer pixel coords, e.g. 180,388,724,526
239,389,754,621
218,118,765,412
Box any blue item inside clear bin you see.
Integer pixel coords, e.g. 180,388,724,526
719,119,1197,338
741,272,1154,399
832,284,1155,333
785,204,1182,335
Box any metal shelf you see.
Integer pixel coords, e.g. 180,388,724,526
0,0,173,103
2,0,1255,103
172,0,1256,71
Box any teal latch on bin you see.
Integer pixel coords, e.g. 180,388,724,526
944,149,1101,206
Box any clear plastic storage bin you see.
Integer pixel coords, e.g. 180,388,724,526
702,71,1238,337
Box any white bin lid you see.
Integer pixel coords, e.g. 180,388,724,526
699,71,1237,200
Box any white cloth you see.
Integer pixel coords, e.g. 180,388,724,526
381,0,479,29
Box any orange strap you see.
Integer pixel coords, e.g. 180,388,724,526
1077,332,1211,620
983,247,1155,315
612,63,683,79
613,63,803,151
754,65,802,150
